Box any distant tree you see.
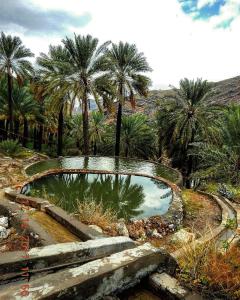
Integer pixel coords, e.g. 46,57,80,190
121,114,155,158
192,105,240,185
0,32,34,136
90,111,105,155
156,78,221,187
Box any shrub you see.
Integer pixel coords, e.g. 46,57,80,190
0,139,22,157
76,198,117,231
177,241,240,299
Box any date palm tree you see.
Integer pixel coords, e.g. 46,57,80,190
62,34,110,155
0,32,34,136
156,78,221,187
12,84,40,146
37,45,73,156
106,42,151,156
90,111,105,155
192,105,240,185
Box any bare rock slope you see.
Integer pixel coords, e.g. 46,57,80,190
127,76,240,117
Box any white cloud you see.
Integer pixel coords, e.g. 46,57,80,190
197,0,218,9
4,0,240,89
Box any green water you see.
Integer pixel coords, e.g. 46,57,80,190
25,156,180,183
23,173,172,220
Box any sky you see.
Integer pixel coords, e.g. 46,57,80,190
1,0,240,89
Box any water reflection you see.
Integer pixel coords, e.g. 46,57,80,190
25,156,179,183
24,173,172,220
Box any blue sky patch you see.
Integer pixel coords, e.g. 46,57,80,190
179,0,226,20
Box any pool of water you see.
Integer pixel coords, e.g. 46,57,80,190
25,156,180,183
23,173,172,220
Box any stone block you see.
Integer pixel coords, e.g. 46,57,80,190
45,205,105,241
0,243,171,299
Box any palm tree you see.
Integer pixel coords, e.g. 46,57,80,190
90,111,105,155
121,114,155,158
12,84,40,147
70,114,83,150
62,34,110,155
37,45,73,156
156,78,221,187
0,77,9,139
0,32,34,136
192,105,240,185
106,42,151,156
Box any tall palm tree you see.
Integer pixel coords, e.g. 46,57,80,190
106,42,151,156
62,34,110,155
156,78,221,187
0,32,34,136
12,84,40,146
37,45,73,156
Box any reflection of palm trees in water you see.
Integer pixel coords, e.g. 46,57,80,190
151,178,172,199
29,173,145,219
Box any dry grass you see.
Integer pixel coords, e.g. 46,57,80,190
182,190,221,237
76,198,118,233
177,240,240,299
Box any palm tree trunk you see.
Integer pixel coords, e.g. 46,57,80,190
38,124,43,151
57,104,64,156
33,126,38,150
115,102,122,156
185,132,195,188
93,142,97,155
125,145,129,158
14,119,20,139
22,118,28,147
82,93,89,155
48,132,53,146
5,120,9,138
7,72,13,138
185,155,193,189
0,120,5,141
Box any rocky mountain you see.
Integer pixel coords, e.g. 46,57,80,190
123,76,240,117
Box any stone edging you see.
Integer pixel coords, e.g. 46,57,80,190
171,190,237,260
149,191,237,300
6,168,183,243
4,187,106,241
20,168,183,227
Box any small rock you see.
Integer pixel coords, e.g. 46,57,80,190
0,226,10,239
30,232,40,240
0,216,8,228
0,245,8,252
171,229,195,244
168,224,175,229
151,229,163,239
89,225,103,233
116,221,129,237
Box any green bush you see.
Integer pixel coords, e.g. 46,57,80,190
0,139,22,157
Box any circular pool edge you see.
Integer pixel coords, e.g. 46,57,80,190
20,168,183,226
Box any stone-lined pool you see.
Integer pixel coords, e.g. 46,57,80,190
25,156,180,183
23,172,173,220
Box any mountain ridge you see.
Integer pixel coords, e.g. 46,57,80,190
124,76,240,117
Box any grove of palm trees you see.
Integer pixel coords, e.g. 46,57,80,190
0,30,240,300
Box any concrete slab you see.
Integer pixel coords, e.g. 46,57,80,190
45,205,105,241
0,243,171,300
0,237,135,277
149,272,204,300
